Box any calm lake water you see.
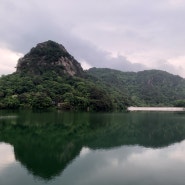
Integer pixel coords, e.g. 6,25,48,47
0,110,185,185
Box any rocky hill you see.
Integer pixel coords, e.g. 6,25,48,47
0,41,123,111
16,40,84,76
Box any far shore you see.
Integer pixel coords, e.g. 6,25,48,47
128,107,185,112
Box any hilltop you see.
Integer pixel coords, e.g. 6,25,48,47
16,40,84,76
0,41,129,111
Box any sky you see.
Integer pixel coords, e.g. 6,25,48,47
1,0,185,77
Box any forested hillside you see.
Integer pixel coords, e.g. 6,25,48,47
0,41,130,111
87,68,185,106
0,40,185,111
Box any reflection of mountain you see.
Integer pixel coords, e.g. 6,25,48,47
0,111,86,179
0,126,83,179
14,138,82,179
1,111,185,180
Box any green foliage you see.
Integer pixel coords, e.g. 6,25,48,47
2,40,185,111
0,40,131,111
88,68,185,107
173,100,185,107
89,86,113,111
1,67,185,111
3,95,20,109
32,92,53,109
0,71,121,111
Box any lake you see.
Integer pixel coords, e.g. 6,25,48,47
0,110,185,185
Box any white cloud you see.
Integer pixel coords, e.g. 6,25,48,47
80,60,92,70
168,0,185,8
167,56,185,77
0,47,23,76
168,56,185,67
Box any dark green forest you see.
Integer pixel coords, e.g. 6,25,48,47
0,72,124,111
0,40,185,111
88,68,185,107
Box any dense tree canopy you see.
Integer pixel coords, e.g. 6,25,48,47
87,68,185,107
0,71,130,111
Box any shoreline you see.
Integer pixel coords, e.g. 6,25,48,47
128,107,185,112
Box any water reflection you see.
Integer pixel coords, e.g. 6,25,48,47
1,140,185,185
0,143,15,171
0,111,185,184
61,140,185,185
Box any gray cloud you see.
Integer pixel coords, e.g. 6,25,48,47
153,59,185,77
0,0,185,76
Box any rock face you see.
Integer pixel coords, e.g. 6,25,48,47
16,40,84,76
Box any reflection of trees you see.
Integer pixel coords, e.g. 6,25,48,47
14,137,82,179
0,122,82,179
87,112,185,149
0,111,88,180
1,111,185,180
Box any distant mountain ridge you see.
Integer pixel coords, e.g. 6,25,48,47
87,68,185,106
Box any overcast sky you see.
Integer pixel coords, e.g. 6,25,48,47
1,0,185,77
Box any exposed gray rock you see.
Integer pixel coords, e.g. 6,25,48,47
16,40,84,76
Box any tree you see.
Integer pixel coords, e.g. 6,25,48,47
174,100,185,107
32,93,53,109
4,96,20,109
89,86,113,111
